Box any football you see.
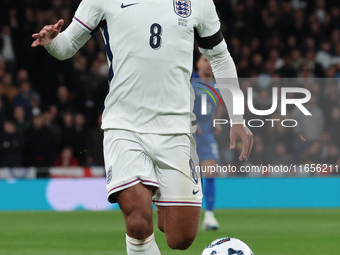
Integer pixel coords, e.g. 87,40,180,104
202,237,254,255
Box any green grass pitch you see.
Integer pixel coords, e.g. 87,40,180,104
0,209,339,255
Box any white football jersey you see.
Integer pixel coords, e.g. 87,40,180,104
73,0,220,134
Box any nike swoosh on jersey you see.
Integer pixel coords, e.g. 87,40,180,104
121,3,138,8
193,189,200,195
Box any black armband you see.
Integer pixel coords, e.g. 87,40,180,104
194,29,224,49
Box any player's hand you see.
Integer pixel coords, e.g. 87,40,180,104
31,19,64,47
230,124,253,161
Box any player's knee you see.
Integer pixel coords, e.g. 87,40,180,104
166,234,195,250
126,214,152,239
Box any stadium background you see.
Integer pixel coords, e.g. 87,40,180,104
0,0,340,254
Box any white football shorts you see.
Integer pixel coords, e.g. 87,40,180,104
103,129,202,207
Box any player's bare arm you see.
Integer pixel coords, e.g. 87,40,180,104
31,19,64,47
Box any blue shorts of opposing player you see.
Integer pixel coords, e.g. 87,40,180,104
196,132,220,162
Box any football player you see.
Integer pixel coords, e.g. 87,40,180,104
192,54,222,230
32,0,253,254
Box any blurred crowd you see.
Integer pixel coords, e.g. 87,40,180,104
0,0,340,174
0,0,108,167
214,0,340,174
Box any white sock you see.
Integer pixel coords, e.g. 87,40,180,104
205,210,214,218
126,233,161,255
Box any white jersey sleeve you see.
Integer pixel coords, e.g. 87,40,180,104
195,0,220,38
45,22,91,60
73,0,106,33
45,0,106,60
200,41,244,124
195,0,244,123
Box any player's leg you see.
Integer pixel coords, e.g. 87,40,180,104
156,206,165,233
103,129,161,255
201,158,220,230
115,183,154,239
197,135,220,230
115,183,161,255
157,205,200,250
141,132,202,250
154,167,202,250
153,157,202,250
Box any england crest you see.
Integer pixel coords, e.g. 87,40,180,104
174,0,191,18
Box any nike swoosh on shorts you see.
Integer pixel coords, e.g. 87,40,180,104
121,3,138,8
193,189,200,195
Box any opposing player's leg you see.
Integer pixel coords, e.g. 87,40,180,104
156,205,200,250
115,183,161,255
201,158,220,230
196,136,220,230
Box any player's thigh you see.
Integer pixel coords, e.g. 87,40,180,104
157,205,200,249
115,183,155,239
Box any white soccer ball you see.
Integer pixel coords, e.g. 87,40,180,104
202,237,254,255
